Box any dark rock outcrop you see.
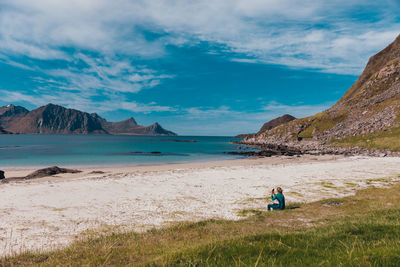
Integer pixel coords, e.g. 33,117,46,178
2,166,82,182
235,114,295,138
0,127,12,134
0,103,177,136
0,170,4,179
25,166,81,179
228,144,302,157
258,114,296,133
149,139,197,143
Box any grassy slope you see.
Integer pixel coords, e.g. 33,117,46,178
331,125,400,152
4,179,400,266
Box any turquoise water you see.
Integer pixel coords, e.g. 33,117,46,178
0,135,250,167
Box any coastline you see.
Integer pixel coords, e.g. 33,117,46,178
1,155,400,256
2,154,343,182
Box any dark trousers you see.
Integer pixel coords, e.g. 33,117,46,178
268,203,280,211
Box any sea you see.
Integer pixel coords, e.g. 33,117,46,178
0,135,254,167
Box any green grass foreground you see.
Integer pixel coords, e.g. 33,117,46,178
3,181,400,266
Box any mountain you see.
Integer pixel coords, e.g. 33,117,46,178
235,114,296,138
258,114,296,133
0,104,29,117
100,117,138,134
243,34,400,152
0,104,106,134
0,103,177,136
0,105,29,132
99,116,176,136
142,122,177,136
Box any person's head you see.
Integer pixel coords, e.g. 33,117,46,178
276,187,283,194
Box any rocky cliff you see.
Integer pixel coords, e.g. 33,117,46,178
235,114,295,138
258,114,296,133
0,103,177,136
244,34,400,153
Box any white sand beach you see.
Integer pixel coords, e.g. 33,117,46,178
1,155,400,256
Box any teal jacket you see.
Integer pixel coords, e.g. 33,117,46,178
271,193,285,210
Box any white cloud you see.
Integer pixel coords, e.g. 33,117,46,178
185,106,235,118
0,0,399,135
0,0,398,74
0,89,175,116
230,58,258,64
17,53,173,104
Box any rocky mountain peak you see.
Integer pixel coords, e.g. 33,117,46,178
145,122,177,136
337,34,400,107
258,114,296,133
149,122,160,128
126,117,138,125
0,103,176,135
40,103,68,113
0,104,29,117
243,33,400,151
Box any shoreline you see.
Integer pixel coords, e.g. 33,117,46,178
0,155,244,172
1,154,345,182
237,139,400,158
1,155,400,256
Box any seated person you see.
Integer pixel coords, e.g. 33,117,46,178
267,187,285,211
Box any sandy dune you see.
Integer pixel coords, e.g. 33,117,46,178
1,155,400,256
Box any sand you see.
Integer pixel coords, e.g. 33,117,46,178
1,155,400,256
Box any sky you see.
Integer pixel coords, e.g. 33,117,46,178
0,1,399,135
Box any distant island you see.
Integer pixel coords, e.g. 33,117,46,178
0,103,177,136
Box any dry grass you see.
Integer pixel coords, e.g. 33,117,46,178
331,125,400,151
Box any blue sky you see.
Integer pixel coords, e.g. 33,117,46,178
0,1,399,135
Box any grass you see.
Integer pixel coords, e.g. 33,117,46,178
51,208,68,212
366,178,391,183
330,125,400,152
236,209,264,217
297,110,349,139
319,181,339,189
345,182,358,187
4,182,400,266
